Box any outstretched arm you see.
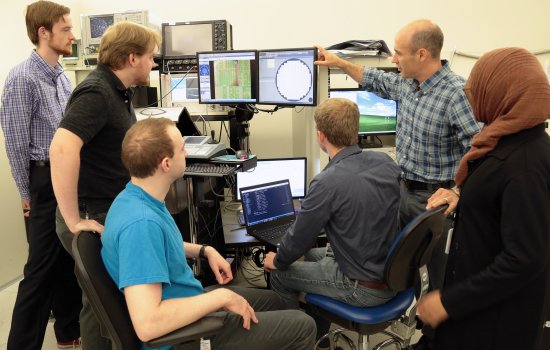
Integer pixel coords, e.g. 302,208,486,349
315,45,365,83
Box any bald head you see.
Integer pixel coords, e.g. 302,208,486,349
398,19,443,59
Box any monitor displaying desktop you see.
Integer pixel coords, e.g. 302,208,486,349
329,88,397,135
170,76,199,102
236,157,307,200
258,48,317,106
197,50,257,104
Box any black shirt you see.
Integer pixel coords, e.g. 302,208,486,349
437,125,550,350
60,63,136,211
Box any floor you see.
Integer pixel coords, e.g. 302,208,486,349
0,252,419,349
0,279,63,349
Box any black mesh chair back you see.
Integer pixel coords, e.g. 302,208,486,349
73,231,141,350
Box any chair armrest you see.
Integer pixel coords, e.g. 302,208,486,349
145,315,225,349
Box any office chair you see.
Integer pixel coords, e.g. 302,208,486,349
72,231,224,350
305,205,447,350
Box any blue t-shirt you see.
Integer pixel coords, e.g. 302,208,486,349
101,182,204,349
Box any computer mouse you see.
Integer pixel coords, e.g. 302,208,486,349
236,150,248,160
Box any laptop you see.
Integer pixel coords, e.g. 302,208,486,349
239,179,296,247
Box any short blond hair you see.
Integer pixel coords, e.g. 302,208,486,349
314,98,359,147
98,21,161,70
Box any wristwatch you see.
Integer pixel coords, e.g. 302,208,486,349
199,245,208,259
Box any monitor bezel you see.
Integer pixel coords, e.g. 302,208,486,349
196,49,258,105
257,47,318,107
329,87,398,136
235,157,308,200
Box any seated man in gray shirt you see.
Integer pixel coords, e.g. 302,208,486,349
264,98,401,348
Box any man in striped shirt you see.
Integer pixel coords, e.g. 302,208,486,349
0,1,81,349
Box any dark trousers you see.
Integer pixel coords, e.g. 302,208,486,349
7,164,82,350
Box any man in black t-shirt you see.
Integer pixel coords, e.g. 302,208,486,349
50,21,160,350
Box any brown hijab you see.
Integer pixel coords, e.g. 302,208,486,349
455,47,550,186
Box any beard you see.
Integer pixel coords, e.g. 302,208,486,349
51,40,72,57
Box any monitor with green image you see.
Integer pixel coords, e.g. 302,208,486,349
329,88,397,135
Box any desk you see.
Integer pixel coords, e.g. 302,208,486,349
220,202,259,247
135,106,229,122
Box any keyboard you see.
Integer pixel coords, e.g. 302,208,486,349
184,164,235,177
253,222,293,246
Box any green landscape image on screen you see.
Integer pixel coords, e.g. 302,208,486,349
213,60,252,100
359,114,396,133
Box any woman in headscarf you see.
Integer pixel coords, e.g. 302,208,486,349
416,47,550,349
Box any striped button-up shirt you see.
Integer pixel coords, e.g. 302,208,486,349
0,50,72,199
361,61,481,183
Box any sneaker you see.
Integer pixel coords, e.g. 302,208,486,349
57,338,81,349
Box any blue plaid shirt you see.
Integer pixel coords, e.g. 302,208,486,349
361,61,481,182
0,50,72,199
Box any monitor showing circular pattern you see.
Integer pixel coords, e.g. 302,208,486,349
275,59,313,102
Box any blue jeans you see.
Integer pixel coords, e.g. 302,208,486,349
270,248,395,308
270,248,396,342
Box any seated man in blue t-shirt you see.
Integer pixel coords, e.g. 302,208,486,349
101,117,315,350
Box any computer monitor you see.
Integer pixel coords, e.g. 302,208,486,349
329,88,397,135
163,22,213,58
61,39,81,64
258,47,318,106
236,157,307,200
170,76,199,102
197,50,258,104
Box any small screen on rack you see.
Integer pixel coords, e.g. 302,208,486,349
163,23,213,57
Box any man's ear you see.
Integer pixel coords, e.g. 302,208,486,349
417,48,429,62
128,53,138,67
317,130,326,143
38,26,49,40
159,157,170,172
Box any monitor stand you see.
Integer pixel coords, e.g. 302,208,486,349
359,135,383,148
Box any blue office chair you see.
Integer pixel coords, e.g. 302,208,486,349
73,231,224,350
305,205,447,350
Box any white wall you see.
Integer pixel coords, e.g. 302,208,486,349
1,0,549,286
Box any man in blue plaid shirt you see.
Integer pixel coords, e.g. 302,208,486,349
0,1,81,349
315,19,481,350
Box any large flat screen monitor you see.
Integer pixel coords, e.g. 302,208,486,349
236,157,307,200
329,88,397,135
197,50,258,104
258,48,318,106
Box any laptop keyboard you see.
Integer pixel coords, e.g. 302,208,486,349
254,222,293,245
